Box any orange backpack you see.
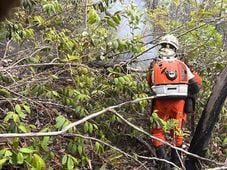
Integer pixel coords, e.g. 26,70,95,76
152,59,188,85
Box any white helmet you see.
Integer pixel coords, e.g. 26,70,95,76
159,34,179,50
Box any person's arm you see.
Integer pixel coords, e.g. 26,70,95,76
188,78,200,94
186,66,201,95
189,66,202,87
189,65,202,95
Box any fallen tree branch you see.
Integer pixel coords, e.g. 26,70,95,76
0,95,224,166
0,95,157,138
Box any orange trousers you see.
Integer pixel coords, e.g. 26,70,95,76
151,99,186,147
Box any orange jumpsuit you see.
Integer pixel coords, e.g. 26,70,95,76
151,99,185,147
148,59,201,147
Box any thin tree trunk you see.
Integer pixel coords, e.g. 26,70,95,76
186,66,227,170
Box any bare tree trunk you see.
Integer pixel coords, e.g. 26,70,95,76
186,66,227,170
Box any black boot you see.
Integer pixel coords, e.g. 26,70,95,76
155,146,171,170
171,147,182,167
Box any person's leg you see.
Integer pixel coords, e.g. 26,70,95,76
151,128,165,147
155,145,171,170
151,128,171,170
170,100,185,167
150,100,171,170
150,100,169,147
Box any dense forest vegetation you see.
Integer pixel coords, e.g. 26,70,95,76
0,0,226,169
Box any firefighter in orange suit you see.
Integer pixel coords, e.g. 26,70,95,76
147,34,201,169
